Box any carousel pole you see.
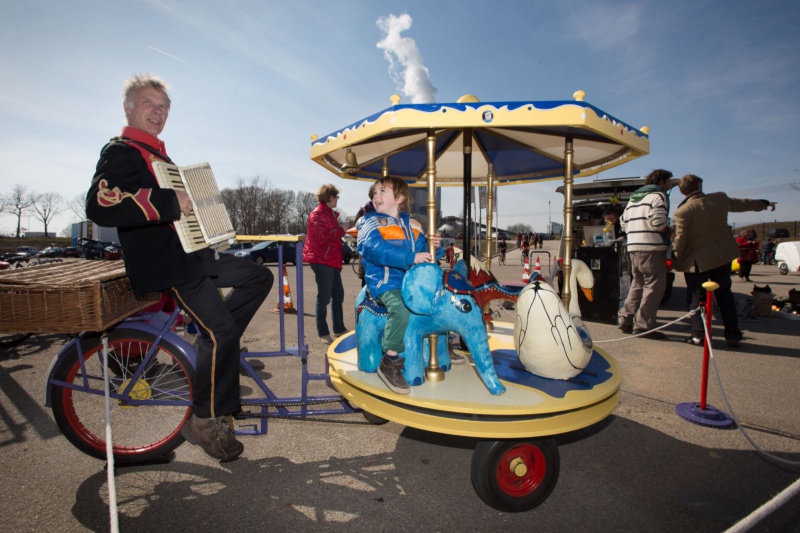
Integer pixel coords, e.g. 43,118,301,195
425,129,445,383
463,129,473,271
483,165,496,331
485,166,495,271
562,137,575,310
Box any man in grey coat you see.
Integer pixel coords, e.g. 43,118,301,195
672,174,776,347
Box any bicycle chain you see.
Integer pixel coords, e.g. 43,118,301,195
237,410,372,425
236,397,373,425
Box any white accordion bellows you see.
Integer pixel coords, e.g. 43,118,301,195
152,161,236,253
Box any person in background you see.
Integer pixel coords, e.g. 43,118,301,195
618,169,673,339
498,236,508,265
303,184,347,344
87,73,273,462
354,183,377,287
761,237,775,265
672,174,775,348
736,229,759,282
358,177,443,394
603,206,624,239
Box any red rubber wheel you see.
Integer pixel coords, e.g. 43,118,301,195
471,438,560,512
50,330,194,464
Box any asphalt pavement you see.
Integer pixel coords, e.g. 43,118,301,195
1,244,799,532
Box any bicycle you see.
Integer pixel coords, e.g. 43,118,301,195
350,252,361,275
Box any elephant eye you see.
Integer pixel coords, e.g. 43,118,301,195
455,298,472,313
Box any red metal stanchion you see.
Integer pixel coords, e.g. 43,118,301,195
675,280,733,427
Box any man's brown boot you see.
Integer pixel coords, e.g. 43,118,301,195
181,414,244,462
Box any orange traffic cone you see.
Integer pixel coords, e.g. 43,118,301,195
270,264,297,314
522,256,531,283
534,256,544,280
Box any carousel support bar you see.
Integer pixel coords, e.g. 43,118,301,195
425,129,445,383
484,165,495,272
562,137,575,310
483,165,496,331
462,129,473,271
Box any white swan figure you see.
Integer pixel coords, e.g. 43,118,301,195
513,259,595,380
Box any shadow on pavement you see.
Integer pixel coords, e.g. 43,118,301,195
70,416,800,532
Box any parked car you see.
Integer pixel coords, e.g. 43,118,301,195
40,246,66,258
103,243,123,260
64,247,82,258
768,228,790,239
775,241,800,275
220,242,254,255
15,246,39,259
77,238,107,260
234,241,298,265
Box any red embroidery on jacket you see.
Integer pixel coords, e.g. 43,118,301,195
95,179,161,222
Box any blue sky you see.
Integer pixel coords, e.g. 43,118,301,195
2,0,798,236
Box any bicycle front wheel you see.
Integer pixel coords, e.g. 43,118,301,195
50,329,194,464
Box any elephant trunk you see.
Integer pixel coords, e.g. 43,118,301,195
464,333,506,396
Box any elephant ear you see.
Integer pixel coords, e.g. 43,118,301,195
452,259,469,279
402,263,443,315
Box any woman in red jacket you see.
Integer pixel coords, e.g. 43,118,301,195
303,184,347,344
736,229,759,282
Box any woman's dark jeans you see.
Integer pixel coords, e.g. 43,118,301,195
310,263,345,337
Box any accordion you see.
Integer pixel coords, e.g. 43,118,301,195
152,161,236,253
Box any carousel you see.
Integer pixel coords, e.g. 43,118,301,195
310,91,649,511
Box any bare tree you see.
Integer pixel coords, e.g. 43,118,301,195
2,185,35,238
292,191,317,234
68,192,87,222
31,191,66,237
506,223,532,236
262,188,295,234
222,176,272,235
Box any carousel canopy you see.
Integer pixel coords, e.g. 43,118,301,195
310,92,650,187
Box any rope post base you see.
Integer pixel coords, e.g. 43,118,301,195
676,280,733,428
675,402,733,427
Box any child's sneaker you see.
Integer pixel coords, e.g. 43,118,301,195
377,355,410,395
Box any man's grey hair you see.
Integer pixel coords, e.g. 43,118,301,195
122,73,171,110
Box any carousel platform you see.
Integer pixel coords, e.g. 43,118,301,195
327,321,621,439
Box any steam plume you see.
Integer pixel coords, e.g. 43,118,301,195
376,13,437,104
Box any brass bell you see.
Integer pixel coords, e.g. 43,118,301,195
341,148,360,174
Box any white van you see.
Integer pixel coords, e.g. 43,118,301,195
775,241,800,275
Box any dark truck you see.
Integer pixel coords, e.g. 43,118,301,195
555,177,676,323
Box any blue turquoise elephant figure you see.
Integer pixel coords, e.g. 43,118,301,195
354,262,506,396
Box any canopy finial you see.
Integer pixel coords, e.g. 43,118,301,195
390,94,401,105
573,90,586,102
457,94,480,103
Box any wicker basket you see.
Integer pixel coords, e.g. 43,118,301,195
0,261,160,334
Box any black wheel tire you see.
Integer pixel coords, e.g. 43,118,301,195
471,438,560,512
362,410,389,425
779,263,788,275
255,256,265,266
50,330,194,464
